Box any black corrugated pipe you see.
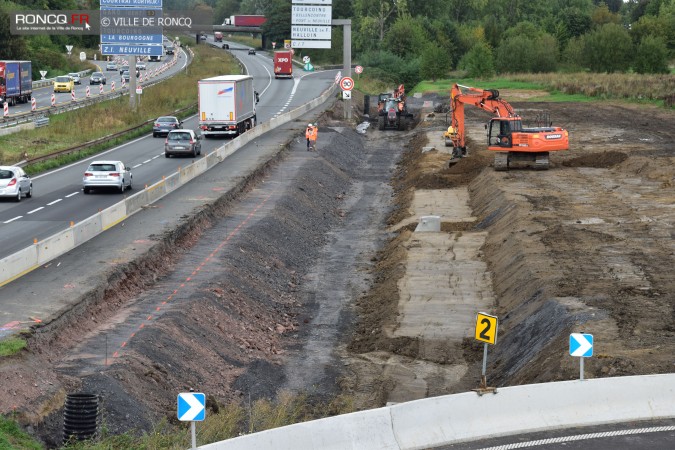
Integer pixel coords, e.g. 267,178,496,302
63,393,101,444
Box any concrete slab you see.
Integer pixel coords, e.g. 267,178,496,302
394,188,476,230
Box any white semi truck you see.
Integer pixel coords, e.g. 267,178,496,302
198,75,258,138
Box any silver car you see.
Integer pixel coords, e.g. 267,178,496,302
165,130,202,158
0,166,32,201
68,73,81,84
82,161,132,194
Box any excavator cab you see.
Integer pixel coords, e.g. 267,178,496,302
487,118,523,148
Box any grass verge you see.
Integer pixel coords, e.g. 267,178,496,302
410,73,675,107
0,45,240,168
0,338,26,357
0,415,42,450
61,392,354,449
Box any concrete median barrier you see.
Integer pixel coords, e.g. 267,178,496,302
196,374,675,449
73,215,103,246
124,189,151,216
145,179,167,204
0,246,38,287
101,202,127,230
37,229,75,265
164,172,181,193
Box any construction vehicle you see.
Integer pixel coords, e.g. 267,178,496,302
448,83,569,170
377,84,413,131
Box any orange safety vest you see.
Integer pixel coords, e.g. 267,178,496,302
305,127,317,141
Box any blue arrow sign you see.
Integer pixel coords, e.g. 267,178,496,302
569,333,593,357
178,393,205,421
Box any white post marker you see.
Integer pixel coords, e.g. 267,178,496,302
3,102,8,117
71,90,75,102
342,90,351,100
31,97,36,111
178,392,206,450
50,94,55,107
111,81,115,92
99,84,104,95
86,86,90,98
65,44,73,56
570,333,594,381
355,65,363,80
474,312,498,394
39,70,47,80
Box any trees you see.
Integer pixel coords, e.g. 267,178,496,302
458,41,495,78
419,44,452,81
634,35,669,73
581,23,634,72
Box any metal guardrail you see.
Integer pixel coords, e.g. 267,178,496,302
33,117,49,128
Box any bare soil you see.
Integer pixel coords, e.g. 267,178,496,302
0,94,673,447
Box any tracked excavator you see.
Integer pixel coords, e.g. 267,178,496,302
447,83,569,170
377,84,413,131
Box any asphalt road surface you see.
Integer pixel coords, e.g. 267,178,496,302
0,43,337,260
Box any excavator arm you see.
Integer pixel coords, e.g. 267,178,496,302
447,83,569,170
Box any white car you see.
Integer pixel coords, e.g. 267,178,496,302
68,73,81,85
82,160,132,194
0,166,32,201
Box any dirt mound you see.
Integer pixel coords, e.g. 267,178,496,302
562,151,628,168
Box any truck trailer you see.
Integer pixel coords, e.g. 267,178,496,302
273,51,293,79
198,75,258,138
0,60,32,106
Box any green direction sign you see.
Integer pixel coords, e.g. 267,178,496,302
304,63,314,71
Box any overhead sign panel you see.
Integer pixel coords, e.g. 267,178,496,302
292,0,332,4
101,34,162,43
292,25,331,40
101,43,163,55
292,5,332,25
291,40,331,49
100,0,163,6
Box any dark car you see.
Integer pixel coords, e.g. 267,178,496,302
119,64,129,75
222,44,229,50
248,48,256,55
165,129,202,158
121,70,130,83
165,45,175,55
89,72,107,85
153,116,182,137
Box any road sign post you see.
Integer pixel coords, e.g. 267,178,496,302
473,312,498,395
355,65,363,79
570,333,593,381
178,392,205,449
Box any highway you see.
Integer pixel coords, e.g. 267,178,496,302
3,48,188,116
0,39,338,260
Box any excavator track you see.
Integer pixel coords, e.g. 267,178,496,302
494,152,509,171
534,152,550,170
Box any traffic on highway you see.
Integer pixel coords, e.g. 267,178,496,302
0,38,338,261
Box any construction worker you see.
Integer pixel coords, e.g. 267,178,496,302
305,123,318,151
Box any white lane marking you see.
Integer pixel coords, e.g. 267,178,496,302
27,207,44,214
152,155,160,159
47,199,62,206
143,159,152,164
478,425,675,450
65,192,79,198
4,216,23,224
132,164,142,168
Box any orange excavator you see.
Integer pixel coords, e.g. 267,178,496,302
447,83,569,170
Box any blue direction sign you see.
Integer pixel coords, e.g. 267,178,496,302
569,333,594,357
100,0,163,6
177,393,205,421
101,34,163,44
101,44,163,56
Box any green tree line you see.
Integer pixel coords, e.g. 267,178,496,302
219,0,675,86
2,0,674,84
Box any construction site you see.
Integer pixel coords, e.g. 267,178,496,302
0,88,673,446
